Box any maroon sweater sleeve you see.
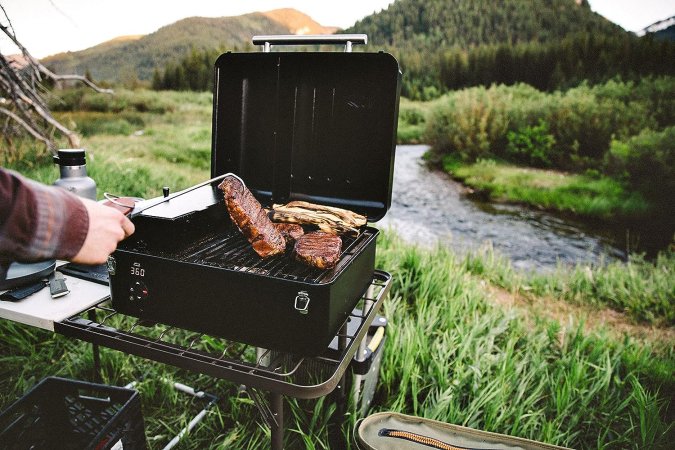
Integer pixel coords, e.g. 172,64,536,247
0,168,89,265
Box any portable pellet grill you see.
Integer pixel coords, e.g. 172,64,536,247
54,34,400,449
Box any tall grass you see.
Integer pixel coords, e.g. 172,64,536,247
530,252,675,326
458,242,675,327
1,232,671,448
375,233,674,449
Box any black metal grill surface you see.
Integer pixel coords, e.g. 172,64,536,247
124,224,371,286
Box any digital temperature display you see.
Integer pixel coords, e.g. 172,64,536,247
131,263,145,277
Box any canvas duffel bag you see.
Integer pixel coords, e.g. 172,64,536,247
356,412,571,450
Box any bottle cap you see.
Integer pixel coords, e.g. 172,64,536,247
54,149,86,166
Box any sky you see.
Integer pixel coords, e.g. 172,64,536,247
1,0,673,58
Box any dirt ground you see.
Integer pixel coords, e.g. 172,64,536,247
482,280,675,349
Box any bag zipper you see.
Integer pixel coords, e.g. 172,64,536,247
378,428,497,450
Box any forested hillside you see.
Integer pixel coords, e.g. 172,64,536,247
344,0,674,99
42,9,332,82
346,0,624,49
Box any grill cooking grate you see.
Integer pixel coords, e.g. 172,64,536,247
132,225,373,285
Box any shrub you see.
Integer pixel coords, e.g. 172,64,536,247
425,78,670,171
425,85,510,161
606,127,675,212
595,76,675,128
398,100,429,144
506,119,557,167
79,92,127,113
400,104,425,126
46,88,175,115
547,85,654,164
47,88,85,111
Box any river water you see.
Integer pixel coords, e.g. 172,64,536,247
377,145,626,271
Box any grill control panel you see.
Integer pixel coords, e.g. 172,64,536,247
128,262,148,302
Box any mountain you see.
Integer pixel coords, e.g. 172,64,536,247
345,0,627,49
639,16,675,41
263,8,338,35
652,24,675,41
42,9,335,82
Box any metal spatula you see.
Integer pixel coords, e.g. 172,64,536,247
104,173,245,219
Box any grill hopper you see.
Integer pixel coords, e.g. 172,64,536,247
110,40,400,356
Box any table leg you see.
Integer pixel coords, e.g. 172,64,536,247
87,309,101,383
270,392,284,450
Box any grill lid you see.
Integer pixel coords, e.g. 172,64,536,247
211,46,401,222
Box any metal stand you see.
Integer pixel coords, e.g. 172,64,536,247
87,309,102,383
270,393,284,450
56,271,391,449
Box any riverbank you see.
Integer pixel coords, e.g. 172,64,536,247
435,155,674,256
441,156,649,219
380,146,629,270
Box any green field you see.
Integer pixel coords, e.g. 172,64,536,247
1,89,673,449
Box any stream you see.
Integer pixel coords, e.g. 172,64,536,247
377,145,627,272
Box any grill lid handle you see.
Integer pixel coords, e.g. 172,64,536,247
252,34,367,53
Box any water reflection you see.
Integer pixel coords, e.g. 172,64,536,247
377,145,625,271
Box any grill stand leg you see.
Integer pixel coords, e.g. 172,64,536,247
328,321,349,449
245,386,284,450
88,309,102,383
270,392,284,450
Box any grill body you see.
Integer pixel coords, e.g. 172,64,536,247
110,189,378,355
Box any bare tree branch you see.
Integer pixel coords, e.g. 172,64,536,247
0,106,52,148
39,66,114,94
0,4,111,153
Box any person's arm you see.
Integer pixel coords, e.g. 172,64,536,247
0,168,134,280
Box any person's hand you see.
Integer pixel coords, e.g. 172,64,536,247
72,198,135,264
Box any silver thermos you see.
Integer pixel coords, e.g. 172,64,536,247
53,149,97,200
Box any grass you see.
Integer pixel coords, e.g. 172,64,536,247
375,233,674,449
461,241,675,327
1,231,672,449
443,157,650,220
1,89,673,448
7,89,214,199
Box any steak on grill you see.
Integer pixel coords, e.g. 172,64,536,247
218,176,286,258
274,223,304,244
294,231,342,269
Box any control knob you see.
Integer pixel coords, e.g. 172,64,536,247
129,280,149,302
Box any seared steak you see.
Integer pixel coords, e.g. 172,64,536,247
274,223,304,244
218,176,286,258
294,231,342,269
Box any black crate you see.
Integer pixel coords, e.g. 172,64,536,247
0,377,146,450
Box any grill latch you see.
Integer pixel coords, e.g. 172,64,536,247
294,291,310,314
